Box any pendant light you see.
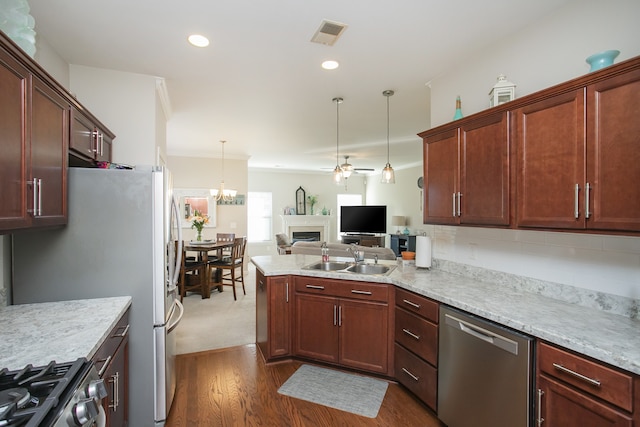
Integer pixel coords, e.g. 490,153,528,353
210,140,237,201
381,90,395,184
332,97,344,185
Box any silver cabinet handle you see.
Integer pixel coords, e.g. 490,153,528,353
452,193,456,217
109,371,119,411
285,282,289,303
402,328,420,340
552,363,601,387
333,304,337,326
306,285,325,290
30,178,38,216
36,179,42,216
401,367,419,381
457,192,462,217
338,305,342,327
351,290,372,295
574,184,580,219
402,299,421,309
585,182,591,219
537,389,544,426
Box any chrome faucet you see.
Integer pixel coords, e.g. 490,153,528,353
347,244,364,263
374,254,378,264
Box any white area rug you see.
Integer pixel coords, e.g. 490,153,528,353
278,364,389,418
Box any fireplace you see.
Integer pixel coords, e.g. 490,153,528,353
281,215,331,243
292,231,321,242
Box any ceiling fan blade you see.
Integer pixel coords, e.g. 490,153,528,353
354,168,375,172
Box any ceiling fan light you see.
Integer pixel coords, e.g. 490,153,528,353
381,163,395,184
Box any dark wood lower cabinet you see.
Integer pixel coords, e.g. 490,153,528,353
256,271,291,361
92,309,130,427
536,342,639,426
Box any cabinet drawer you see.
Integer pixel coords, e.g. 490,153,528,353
395,307,438,366
396,288,438,323
295,276,389,302
394,343,437,410
91,310,130,377
538,342,633,412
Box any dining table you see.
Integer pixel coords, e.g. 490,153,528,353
182,240,235,298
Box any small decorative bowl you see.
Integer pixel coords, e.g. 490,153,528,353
586,50,620,72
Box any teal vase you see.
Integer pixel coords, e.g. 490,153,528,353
586,50,620,72
453,96,463,120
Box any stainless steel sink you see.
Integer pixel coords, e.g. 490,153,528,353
303,261,352,271
345,263,393,275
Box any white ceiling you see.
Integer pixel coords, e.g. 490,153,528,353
27,0,570,174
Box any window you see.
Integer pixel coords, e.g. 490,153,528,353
247,192,272,242
336,193,362,240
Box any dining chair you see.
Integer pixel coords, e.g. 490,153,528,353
209,236,246,300
177,241,207,301
216,233,236,258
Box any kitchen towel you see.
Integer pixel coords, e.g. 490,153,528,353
415,235,432,268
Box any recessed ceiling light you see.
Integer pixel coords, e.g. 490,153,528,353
322,60,339,70
188,34,210,47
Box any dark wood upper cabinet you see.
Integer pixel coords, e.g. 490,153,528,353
585,69,640,232
421,111,510,227
420,55,640,235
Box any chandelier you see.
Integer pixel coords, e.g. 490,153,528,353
210,140,237,201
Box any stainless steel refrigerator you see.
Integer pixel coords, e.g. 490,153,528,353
12,166,184,427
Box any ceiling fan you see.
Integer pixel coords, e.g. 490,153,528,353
324,155,374,178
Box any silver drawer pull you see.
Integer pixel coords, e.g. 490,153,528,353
306,285,325,290
97,355,112,377
351,290,372,295
402,328,420,340
401,367,419,381
113,324,130,338
402,299,421,309
552,363,601,387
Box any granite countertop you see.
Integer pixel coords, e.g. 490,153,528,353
0,296,132,370
251,254,640,376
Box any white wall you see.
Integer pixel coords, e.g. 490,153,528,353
69,65,163,166
430,0,640,127
427,0,640,300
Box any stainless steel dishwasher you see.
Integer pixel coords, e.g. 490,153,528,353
438,305,534,427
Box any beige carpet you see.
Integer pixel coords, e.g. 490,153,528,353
175,264,256,354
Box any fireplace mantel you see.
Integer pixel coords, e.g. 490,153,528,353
281,215,331,242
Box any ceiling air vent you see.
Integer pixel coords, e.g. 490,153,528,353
311,19,348,46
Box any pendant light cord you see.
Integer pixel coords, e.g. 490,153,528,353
386,94,390,163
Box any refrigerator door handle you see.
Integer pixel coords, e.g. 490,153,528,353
169,196,183,291
167,299,184,333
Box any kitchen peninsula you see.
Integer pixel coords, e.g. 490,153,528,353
252,254,640,422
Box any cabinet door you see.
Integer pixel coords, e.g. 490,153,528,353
460,112,510,226
71,108,97,161
537,375,632,427
104,339,128,427
30,78,68,226
586,68,640,231
294,294,338,363
339,298,389,374
423,128,459,224
0,45,29,229
515,90,586,229
268,276,291,358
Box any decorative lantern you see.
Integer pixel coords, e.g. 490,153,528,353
489,74,516,107
295,186,306,215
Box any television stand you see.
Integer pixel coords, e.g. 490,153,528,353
341,234,385,247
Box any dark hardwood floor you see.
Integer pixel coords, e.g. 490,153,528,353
166,344,443,426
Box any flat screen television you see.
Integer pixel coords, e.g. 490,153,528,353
340,205,387,234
